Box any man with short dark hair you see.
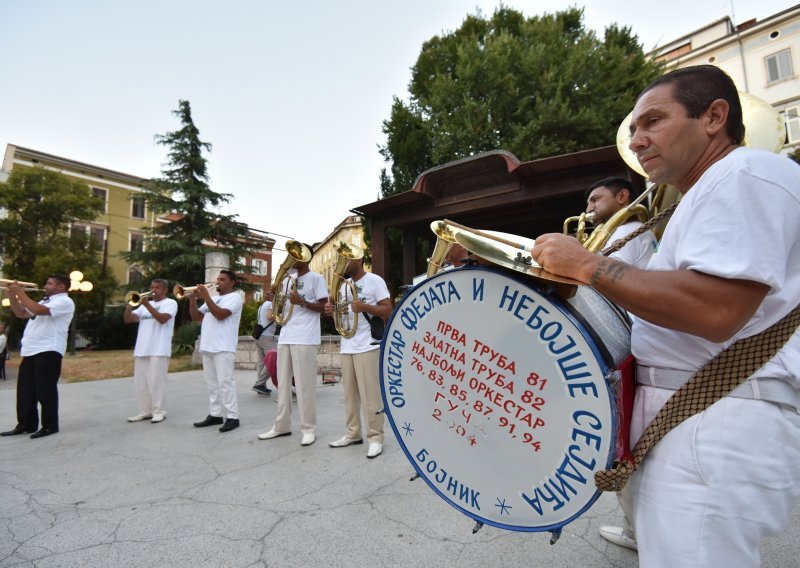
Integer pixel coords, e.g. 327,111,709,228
189,269,243,433
1,275,74,439
584,177,656,269
123,278,177,423
532,65,800,567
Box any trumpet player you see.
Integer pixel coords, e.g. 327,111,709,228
324,257,391,458
258,255,327,446
123,279,177,424
189,270,243,433
585,177,656,268
0,275,74,439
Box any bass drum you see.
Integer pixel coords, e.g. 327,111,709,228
380,266,629,532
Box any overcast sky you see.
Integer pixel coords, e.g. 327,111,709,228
2,0,793,253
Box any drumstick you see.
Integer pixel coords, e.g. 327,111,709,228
442,219,533,252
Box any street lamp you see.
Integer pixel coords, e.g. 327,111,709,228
68,271,93,356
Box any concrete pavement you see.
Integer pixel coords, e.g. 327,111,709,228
0,369,798,568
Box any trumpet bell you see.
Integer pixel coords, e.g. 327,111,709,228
426,220,463,278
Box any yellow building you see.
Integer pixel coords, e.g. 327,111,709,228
2,144,156,287
310,215,367,289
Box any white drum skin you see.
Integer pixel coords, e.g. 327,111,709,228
381,267,617,532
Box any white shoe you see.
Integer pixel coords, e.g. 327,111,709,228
301,433,316,446
151,413,166,423
366,442,383,459
257,428,291,440
599,525,638,551
127,413,152,422
328,436,363,448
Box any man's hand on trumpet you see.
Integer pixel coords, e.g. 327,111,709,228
195,283,213,303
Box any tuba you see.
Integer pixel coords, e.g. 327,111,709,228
330,240,364,338
426,220,462,278
272,240,313,326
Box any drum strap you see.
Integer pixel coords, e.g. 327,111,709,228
595,302,800,492
600,203,678,257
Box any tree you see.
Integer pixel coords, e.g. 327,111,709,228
378,7,663,196
125,100,256,290
0,167,116,344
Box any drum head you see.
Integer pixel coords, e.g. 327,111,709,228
380,267,616,532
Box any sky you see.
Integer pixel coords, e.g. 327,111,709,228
2,0,794,254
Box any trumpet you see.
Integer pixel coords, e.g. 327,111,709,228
272,240,313,325
330,241,364,338
0,278,41,292
125,290,153,307
173,282,216,300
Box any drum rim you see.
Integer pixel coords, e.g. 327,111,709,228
380,265,619,532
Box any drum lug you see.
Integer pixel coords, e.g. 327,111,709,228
606,369,622,384
549,528,562,545
472,521,484,534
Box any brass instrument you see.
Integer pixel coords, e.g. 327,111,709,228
0,278,41,292
173,282,216,300
562,211,597,246
426,220,463,277
330,241,365,338
565,90,786,250
125,290,153,307
272,240,313,325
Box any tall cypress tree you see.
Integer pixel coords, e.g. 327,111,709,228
126,100,255,289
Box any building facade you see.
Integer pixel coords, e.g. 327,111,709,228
651,4,800,152
309,215,366,289
1,144,274,302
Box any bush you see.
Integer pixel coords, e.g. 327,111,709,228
80,305,137,350
172,322,200,355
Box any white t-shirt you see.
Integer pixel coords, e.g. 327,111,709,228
339,272,391,354
632,147,800,389
257,300,276,336
278,271,328,346
132,298,178,357
21,292,75,357
606,221,657,269
0,333,6,354
199,292,243,353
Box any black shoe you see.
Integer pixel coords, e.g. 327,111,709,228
30,428,58,439
219,418,240,432
193,415,224,428
1,425,36,436
252,385,272,395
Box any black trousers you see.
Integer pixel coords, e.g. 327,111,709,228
0,353,6,380
17,351,62,431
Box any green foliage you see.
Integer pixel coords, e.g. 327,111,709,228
379,7,663,196
125,100,257,292
0,167,118,344
240,300,259,336
80,306,137,350
172,322,200,356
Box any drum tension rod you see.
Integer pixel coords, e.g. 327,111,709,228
549,528,562,545
472,521,484,534
409,472,419,481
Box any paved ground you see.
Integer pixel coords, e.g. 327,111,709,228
0,368,798,568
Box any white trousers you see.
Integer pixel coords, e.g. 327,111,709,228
133,356,169,416
340,350,384,443
201,351,238,419
629,385,800,568
273,344,317,435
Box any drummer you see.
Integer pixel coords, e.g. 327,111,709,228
531,65,800,567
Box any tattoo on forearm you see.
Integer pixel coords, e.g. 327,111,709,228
589,259,628,287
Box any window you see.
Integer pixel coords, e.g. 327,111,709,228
252,259,267,276
70,224,106,254
785,106,800,144
253,285,264,302
89,226,106,251
131,196,146,219
352,234,361,246
128,267,144,285
130,231,144,253
766,49,793,84
92,187,108,212
70,223,87,240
